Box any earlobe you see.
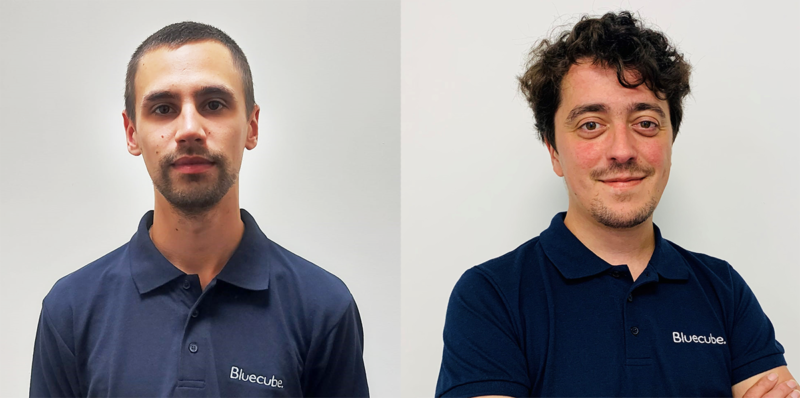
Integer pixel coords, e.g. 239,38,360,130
547,142,564,177
122,110,142,156
245,104,260,150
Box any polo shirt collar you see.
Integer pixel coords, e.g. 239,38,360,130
540,212,689,281
215,209,271,291
130,209,271,294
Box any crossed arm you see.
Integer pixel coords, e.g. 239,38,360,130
733,366,797,398
470,365,797,398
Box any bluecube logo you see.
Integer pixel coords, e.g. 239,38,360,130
672,331,726,345
230,366,284,388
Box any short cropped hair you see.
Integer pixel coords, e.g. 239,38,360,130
124,21,254,123
518,11,691,151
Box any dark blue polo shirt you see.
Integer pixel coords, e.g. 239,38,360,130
31,209,368,397
436,212,786,397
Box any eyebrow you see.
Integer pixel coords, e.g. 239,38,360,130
628,102,666,118
141,85,236,105
565,104,608,124
564,102,666,124
195,85,236,101
142,90,177,105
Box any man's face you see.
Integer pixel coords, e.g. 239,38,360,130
549,61,672,229
123,40,258,215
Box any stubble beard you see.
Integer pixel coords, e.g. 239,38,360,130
590,196,658,229
587,159,659,229
153,147,237,217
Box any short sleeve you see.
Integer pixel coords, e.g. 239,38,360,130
302,298,369,397
728,267,787,384
435,268,529,398
30,302,82,397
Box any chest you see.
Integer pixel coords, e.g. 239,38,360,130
78,285,306,397
521,274,733,396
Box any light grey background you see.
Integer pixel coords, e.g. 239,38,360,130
0,1,399,396
402,0,799,396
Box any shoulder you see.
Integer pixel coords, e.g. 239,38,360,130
664,240,741,287
40,243,130,339
266,240,356,317
458,237,543,291
450,237,543,313
44,244,130,310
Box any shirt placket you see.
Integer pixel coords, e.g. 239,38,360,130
623,268,658,366
174,275,216,397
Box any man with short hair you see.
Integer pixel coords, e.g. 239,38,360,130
30,21,368,397
435,12,794,398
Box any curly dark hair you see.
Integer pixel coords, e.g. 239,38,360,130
518,11,691,151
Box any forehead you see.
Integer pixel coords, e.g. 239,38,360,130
558,62,665,112
134,40,243,100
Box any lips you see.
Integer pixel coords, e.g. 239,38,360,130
172,156,215,174
600,176,645,188
602,176,645,183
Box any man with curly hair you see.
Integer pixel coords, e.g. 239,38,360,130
436,11,794,398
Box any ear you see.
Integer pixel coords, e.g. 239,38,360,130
546,141,564,177
123,110,142,156
245,104,260,150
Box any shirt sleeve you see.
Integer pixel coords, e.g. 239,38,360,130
302,298,369,398
30,302,82,397
727,267,787,384
435,268,529,398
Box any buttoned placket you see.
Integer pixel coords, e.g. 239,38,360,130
619,267,659,366
174,275,217,396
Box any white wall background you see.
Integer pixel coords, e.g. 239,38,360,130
402,1,799,396
0,1,399,397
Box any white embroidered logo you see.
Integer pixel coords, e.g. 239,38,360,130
672,331,726,345
230,366,284,388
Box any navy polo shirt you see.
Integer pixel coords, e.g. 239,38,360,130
31,209,368,397
436,212,786,397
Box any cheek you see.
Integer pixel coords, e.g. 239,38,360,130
638,139,671,170
562,141,604,176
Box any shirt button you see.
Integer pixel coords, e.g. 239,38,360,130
188,343,198,353
191,310,199,318
182,279,191,290
630,326,640,336
627,294,634,302
611,271,621,278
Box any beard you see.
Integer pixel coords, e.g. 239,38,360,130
152,147,237,217
588,159,658,229
590,196,658,229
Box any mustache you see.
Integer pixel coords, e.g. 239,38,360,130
590,159,655,180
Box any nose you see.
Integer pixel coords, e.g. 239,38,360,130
173,103,207,145
607,123,637,164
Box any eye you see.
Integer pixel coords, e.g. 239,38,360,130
635,119,660,135
154,105,172,115
582,121,599,131
577,120,606,137
207,100,223,111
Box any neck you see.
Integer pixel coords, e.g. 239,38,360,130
149,187,244,289
563,207,655,281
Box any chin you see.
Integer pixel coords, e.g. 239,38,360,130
590,198,658,229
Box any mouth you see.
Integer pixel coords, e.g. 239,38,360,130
600,176,646,189
172,156,215,174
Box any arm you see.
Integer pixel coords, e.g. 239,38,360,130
725,267,789,386
302,299,369,398
733,366,797,398
435,269,529,398
30,303,82,397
